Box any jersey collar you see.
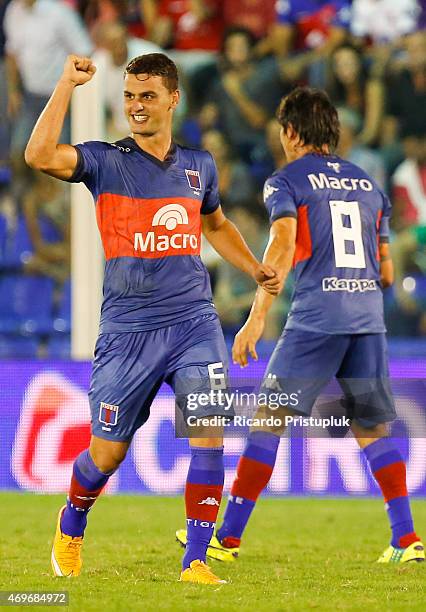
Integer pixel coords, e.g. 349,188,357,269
116,137,178,169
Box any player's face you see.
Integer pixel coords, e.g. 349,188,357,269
123,74,179,137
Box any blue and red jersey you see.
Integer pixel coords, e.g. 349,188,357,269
264,153,391,334
69,137,219,333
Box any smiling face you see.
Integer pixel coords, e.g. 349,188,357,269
123,73,179,137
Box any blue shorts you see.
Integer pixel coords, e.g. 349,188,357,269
261,330,396,427
89,313,229,441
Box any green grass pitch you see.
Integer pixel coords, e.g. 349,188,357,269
0,493,424,611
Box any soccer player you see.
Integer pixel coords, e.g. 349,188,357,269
25,53,280,584
176,87,425,564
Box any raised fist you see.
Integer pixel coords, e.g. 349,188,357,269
61,55,96,87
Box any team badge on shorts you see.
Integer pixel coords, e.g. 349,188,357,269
99,402,119,427
185,169,202,192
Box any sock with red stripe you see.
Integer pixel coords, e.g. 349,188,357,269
363,437,419,548
182,446,224,569
60,449,113,537
216,431,280,547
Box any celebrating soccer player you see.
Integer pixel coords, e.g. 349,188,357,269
176,87,425,565
25,53,280,584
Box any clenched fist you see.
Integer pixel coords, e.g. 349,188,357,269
60,55,96,87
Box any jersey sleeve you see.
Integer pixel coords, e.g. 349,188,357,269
67,142,103,195
379,193,391,243
201,153,220,215
263,173,297,223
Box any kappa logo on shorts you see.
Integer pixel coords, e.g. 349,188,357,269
99,402,119,427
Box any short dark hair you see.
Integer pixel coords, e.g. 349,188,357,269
277,87,340,152
125,53,178,92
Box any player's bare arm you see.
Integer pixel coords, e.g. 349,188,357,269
201,206,279,295
25,55,96,180
232,217,297,367
379,242,394,289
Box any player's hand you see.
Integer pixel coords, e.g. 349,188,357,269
60,55,96,87
232,316,265,368
253,264,280,295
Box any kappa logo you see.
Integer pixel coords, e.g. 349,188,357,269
152,204,189,231
99,402,119,428
322,277,377,293
185,169,202,192
263,184,279,201
327,161,341,173
198,497,220,506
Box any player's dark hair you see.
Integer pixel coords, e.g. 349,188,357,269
277,87,340,152
125,53,178,92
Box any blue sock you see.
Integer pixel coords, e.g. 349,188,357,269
182,447,224,570
217,431,280,546
363,438,418,548
61,450,113,537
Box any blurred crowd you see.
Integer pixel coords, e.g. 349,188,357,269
0,0,425,357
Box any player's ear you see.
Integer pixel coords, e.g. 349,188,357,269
170,89,180,110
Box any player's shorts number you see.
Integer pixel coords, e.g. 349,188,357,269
208,362,226,390
329,200,366,269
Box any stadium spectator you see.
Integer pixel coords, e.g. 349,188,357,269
250,117,287,188
392,134,426,231
0,0,11,179
71,0,129,28
382,31,426,146
327,43,384,146
337,107,385,189
22,172,70,283
213,207,286,338
205,26,287,161
223,0,276,41
351,0,422,46
93,21,163,138
381,30,426,174
4,0,92,190
259,0,351,87
390,133,426,319
142,0,224,75
201,129,257,214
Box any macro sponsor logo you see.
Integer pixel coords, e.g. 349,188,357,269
134,203,198,253
322,277,378,292
308,173,373,192
152,203,188,230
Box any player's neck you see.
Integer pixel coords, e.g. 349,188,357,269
131,132,173,162
289,144,331,163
